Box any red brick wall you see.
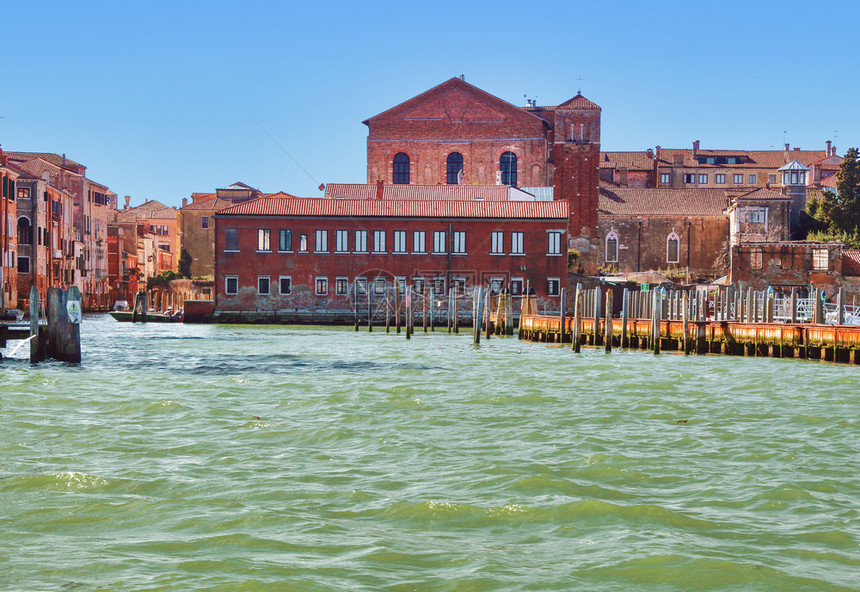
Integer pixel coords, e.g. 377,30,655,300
214,215,569,311
554,142,600,238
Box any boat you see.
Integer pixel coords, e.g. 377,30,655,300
109,310,182,323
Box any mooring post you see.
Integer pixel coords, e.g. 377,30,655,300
766,289,774,323
573,284,582,353
837,287,845,325
29,285,41,363
368,289,373,332
474,287,482,345
447,288,453,333
405,285,412,340
814,288,824,325
454,286,459,334
505,290,514,336
604,288,613,353
746,286,754,323
354,283,359,331
620,288,629,348
652,290,661,355
485,287,492,339
429,287,435,331
593,288,602,346
395,281,401,334
385,290,391,333
141,291,148,324
423,285,429,333
790,287,798,324
559,287,566,343
683,291,690,355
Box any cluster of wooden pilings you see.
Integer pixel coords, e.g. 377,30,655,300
517,285,860,364
351,283,516,342
0,285,82,363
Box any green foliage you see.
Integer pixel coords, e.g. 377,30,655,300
178,248,193,279
146,270,178,290
802,148,860,243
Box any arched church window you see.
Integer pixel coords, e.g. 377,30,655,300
500,152,517,186
666,231,680,264
393,152,410,184
605,230,618,263
446,152,463,185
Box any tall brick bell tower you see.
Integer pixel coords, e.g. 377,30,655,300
551,92,601,269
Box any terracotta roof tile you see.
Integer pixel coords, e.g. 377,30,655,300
654,148,828,169
324,183,512,201
600,151,657,171
842,250,860,276
5,151,84,169
599,187,729,217
217,197,568,219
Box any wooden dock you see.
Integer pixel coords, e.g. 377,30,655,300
512,285,860,364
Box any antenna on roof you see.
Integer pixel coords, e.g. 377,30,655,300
576,73,583,94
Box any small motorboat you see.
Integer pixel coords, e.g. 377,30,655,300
109,310,183,323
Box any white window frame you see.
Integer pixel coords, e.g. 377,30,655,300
18,255,30,273
750,174,758,184
354,277,367,294
373,230,386,253
257,276,270,295
335,229,349,253
433,231,446,254
315,276,328,296
393,230,407,253
299,234,308,252
547,230,563,256
547,278,561,297
605,230,619,263
279,275,292,295
812,248,829,271
315,229,328,253
660,172,671,185
278,229,293,252
413,276,425,292
510,277,524,296
510,231,524,255
491,231,504,255
666,231,680,264
412,230,426,254
225,275,239,295
435,276,448,294
698,174,707,184
335,276,349,295
733,174,744,184
257,228,271,252
354,230,368,253
452,231,466,254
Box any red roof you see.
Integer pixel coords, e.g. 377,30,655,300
216,197,568,219
324,184,511,201
842,250,860,276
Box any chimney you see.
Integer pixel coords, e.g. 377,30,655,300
124,195,130,209
655,145,662,161
693,140,700,158
460,74,465,81
375,180,384,200
646,148,654,159
62,153,66,166
784,143,790,151
182,197,188,207
826,140,832,155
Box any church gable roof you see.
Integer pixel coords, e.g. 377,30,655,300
363,77,547,128
557,92,601,110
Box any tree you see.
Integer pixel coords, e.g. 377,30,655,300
178,248,193,279
801,147,860,247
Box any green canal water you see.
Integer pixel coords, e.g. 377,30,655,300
1,315,858,591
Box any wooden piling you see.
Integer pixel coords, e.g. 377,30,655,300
604,288,613,353
559,287,566,343
29,285,41,363
620,288,629,347
593,288,602,346
385,290,391,333
652,290,661,355
423,285,429,333
682,291,690,355
485,288,492,339
837,287,845,325
395,281,401,334
429,287,435,331
354,283,359,331
790,287,798,324
474,287,483,345
505,291,513,336
406,286,412,340
572,285,582,353
453,286,459,334
367,289,373,332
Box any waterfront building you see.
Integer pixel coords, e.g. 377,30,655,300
213,194,569,315
0,154,19,312
5,151,117,310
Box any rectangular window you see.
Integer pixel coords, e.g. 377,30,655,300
257,228,271,251
733,174,744,184
413,276,425,292
491,231,504,254
201,216,209,229
17,187,30,199
225,228,239,251
660,173,671,185
750,174,757,184
258,276,270,295
335,229,349,253
279,229,292,252
355,277,367,294
315,277,328,295
354,230,368,253
412,231,426,253
18,256,30,273
510,278,524,296
373,230,386,253
511,232,524,255
715,174,725,184
335,277,349,295
434,276,447,294
750,248,763,270
547,231,562,255
698,174,708,184
768,174,776,184
684,173,696,184
433,231,446,254
606,236,618,263
452,231,466,254
667,238,679,263
489,277,504,295
813,248,829,271
548,278,561,297
225,276,239,295
279,276,292,295
315,230,328,252
374,277,386,294
394,276,406,292
393,230,407,253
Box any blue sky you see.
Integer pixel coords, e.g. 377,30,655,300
2,0,857,207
